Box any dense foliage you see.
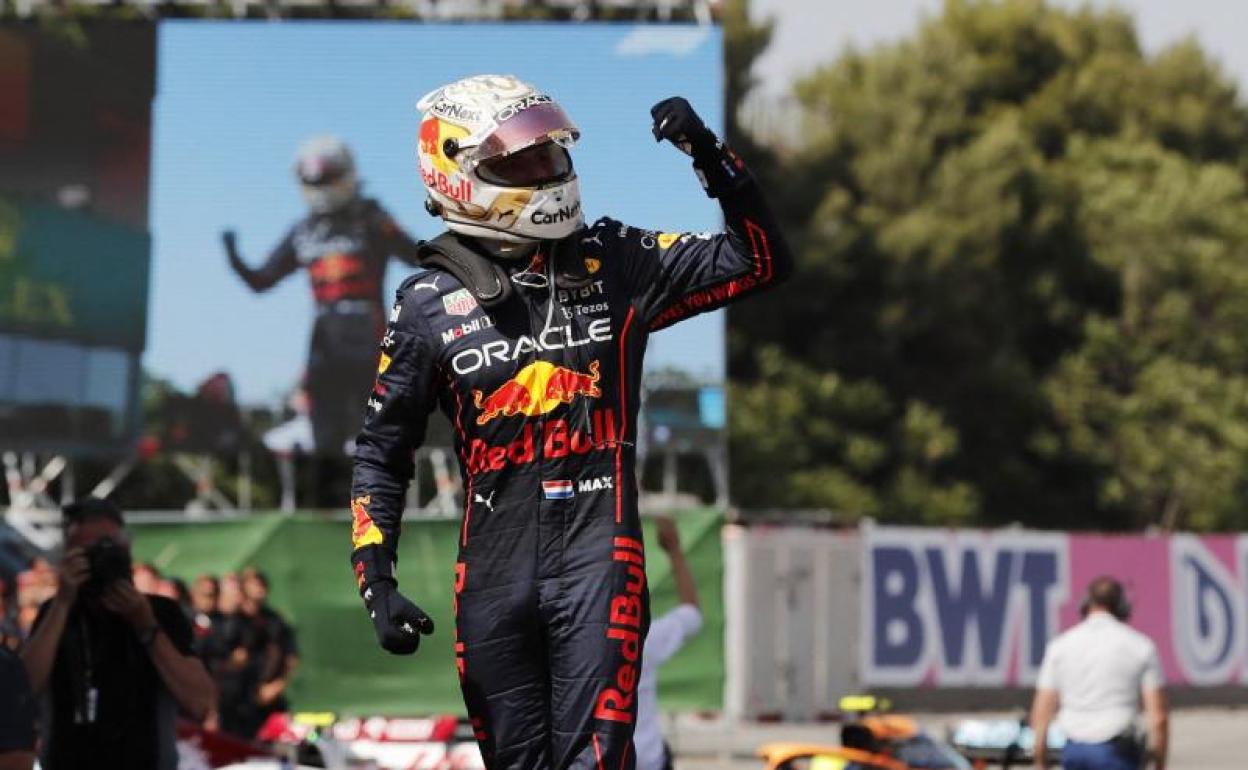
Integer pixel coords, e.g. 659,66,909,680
727,0,1248,531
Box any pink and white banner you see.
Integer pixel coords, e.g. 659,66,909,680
861,525,1248,687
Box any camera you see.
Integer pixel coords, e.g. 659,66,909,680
81,537,132,598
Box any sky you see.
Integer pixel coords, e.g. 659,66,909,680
749,0,1248,99
148,22,723,404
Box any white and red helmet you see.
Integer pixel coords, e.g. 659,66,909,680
294,135,359,214
416,75,583,243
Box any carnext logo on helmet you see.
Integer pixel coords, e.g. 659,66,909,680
531,202,581,225
430,99,482,124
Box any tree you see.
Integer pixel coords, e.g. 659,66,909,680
728,0,1248,530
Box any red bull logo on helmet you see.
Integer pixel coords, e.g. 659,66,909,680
419,118,441,160
419,116,471,178
472,360,601,426
422,167,473,203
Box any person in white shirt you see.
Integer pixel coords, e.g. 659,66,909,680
1030,576,1168,770
635,517,703,770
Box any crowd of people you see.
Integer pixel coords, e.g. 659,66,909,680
0,517,298,744
189,567,300,739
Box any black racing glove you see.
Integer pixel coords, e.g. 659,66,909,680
354,544,434,655
650,96,748,198
222,229,251,277
221,229,239,258
650,96,716,157
362,579,435,656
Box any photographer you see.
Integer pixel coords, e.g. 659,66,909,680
19,499,215,770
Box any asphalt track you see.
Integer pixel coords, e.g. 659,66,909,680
671,709,1246,769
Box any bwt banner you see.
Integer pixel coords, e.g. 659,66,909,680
861,525,1248,687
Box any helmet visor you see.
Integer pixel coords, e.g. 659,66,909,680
297,155,351,186
476,141,573,188
475,100,579,162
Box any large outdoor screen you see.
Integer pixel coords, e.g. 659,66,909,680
148,21,726,468
0,24,155,455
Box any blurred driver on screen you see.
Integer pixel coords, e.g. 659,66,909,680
346,73,792,770
221,137,422,502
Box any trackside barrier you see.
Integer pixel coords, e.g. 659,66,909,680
724,524,860,720
129,509,724,715
724,522,1248,719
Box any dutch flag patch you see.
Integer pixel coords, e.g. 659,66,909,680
542,480,574,500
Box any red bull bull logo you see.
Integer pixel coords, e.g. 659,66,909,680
351,495,383,550
472,360,601,426
419,116,470,176
310,253,362,283
419,117,441,158
309,253,375,303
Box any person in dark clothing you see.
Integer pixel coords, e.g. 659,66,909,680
0,644,36,770
349,76,791,770
0,577,20,651
18,499,215,770
203,572,257,738
189,574,221,659
210,611,268,739
222,135,423,471
240,568,298,729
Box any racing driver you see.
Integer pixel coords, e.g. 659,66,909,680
349,74,792,770
222,135,422,462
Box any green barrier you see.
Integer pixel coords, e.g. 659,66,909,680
129,509,723,715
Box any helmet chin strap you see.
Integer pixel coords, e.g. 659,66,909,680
414,228,593,310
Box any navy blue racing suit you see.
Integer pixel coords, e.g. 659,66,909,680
350,149,792,770
228,196,421,456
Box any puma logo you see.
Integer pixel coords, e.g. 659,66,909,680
473,491,496,512
411,275,441,293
